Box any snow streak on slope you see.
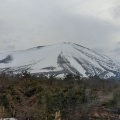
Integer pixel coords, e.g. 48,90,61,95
0,42,120,79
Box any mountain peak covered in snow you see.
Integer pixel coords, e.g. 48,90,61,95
0,42,120,79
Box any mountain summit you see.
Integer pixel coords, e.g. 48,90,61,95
0,42,120,79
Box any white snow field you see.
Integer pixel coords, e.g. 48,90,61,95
0,42,120,79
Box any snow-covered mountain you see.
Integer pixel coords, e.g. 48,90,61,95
0,42,120,79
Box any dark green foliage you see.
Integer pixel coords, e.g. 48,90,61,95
24,86,36,97
0,94,9,109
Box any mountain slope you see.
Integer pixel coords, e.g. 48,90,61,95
0,42,120,79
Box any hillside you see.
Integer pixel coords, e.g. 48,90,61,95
0,43,120,79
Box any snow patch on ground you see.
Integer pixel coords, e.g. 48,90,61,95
0,118,17,120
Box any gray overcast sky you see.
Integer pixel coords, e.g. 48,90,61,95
0,0,120,59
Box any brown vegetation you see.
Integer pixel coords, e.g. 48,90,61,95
0,73,120,119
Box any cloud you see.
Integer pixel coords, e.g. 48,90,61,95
113,5,120,18
0,0,120,58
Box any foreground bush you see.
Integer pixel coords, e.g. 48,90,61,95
0,73,120,119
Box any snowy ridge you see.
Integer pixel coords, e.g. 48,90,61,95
0,42,120,79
